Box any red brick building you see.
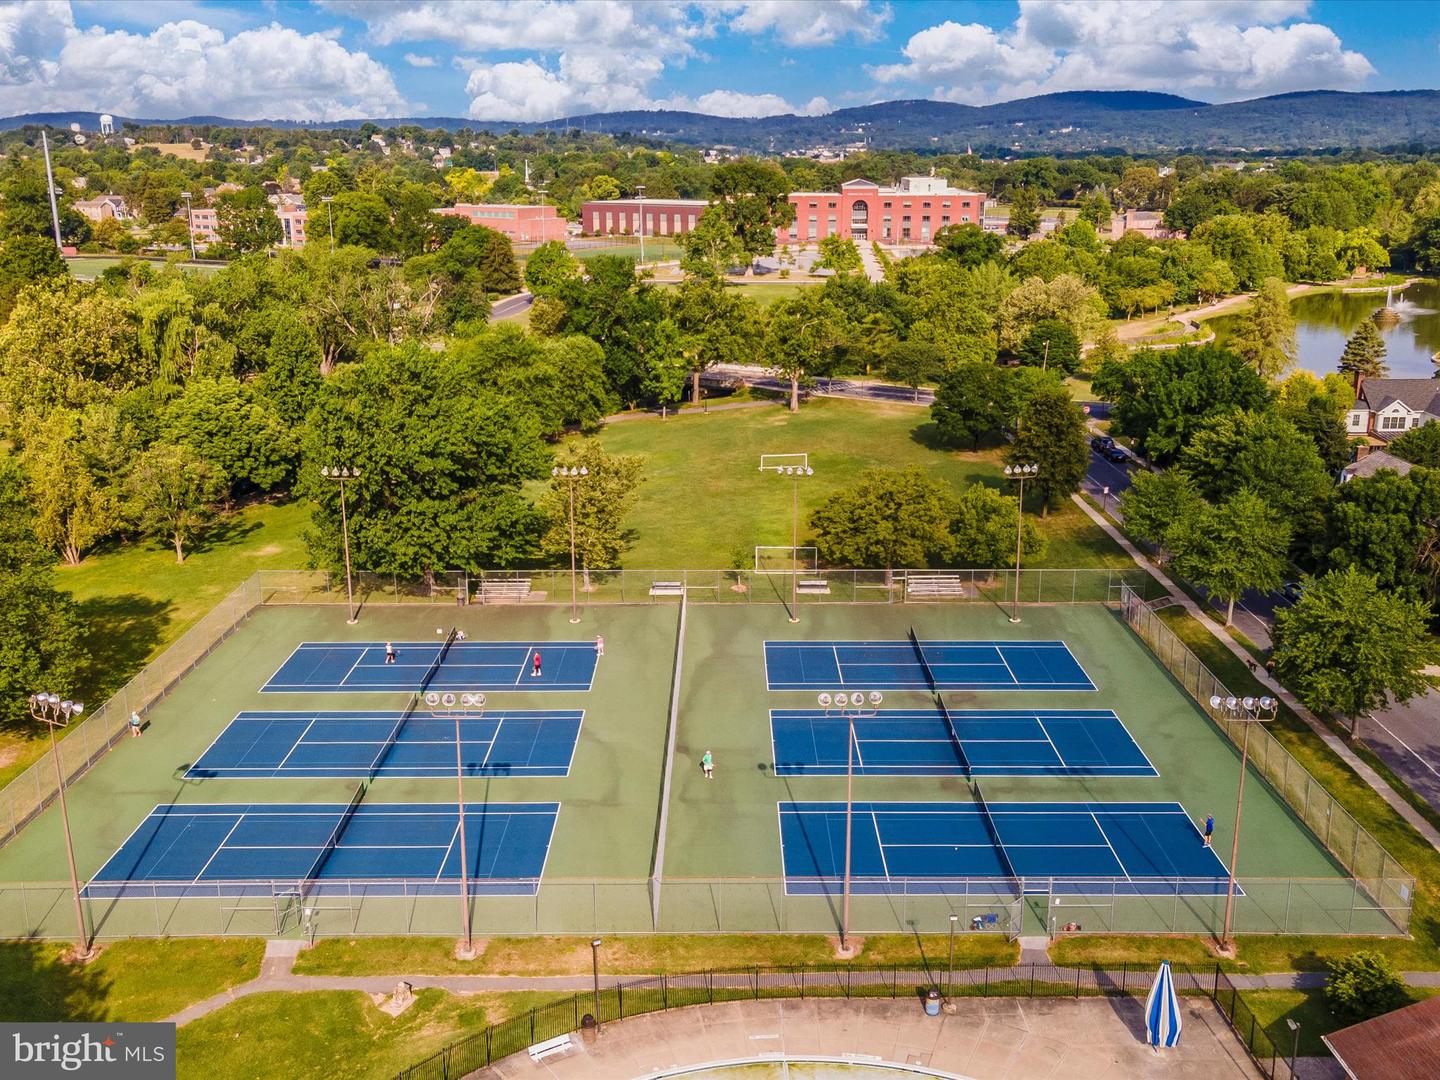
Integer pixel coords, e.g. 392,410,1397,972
433,203,567,243
782,177,984,245
581,198,709,236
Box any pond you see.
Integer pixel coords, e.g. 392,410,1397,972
1209,279,1440,380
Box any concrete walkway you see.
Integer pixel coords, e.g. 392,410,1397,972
1071,492,1440,854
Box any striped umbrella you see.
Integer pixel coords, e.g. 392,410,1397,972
1144,960,1183,1049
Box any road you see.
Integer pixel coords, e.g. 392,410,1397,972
491,291,534,320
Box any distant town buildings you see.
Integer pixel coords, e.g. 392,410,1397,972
782,177,984,244
74,194,130,222
433,203,567,243
1346,378,1440,443
580,198,709,236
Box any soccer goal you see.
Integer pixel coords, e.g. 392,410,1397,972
758,452,811,475
755,546,818,574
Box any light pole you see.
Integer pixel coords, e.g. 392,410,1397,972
426,690,485,956
1210,694,1277,952
1003,464,1038,623
321,465,361,623
635,184,646,265
591,937,603,1032
1286,1018,1300,1077
552,465,589,623
41,131,63,249
819,689,882,956
180,191,197,261
947,913,958,1003
29,692,91,958
759,454,813,623
322,195,334,252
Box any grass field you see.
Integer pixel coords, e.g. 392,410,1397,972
65,255,222,279
1239,986,1440,1059
592,397,1132,569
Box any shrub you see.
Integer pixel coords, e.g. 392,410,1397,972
1325,951,1407,1023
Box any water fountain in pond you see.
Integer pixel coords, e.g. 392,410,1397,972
1376,284,1436,324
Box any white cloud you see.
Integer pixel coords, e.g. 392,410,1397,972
871,0,1374,103
657,89,830,117
717,1,889,47
0,3,410,119
403,52,437,67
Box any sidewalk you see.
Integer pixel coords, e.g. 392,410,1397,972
1071,493,1440,853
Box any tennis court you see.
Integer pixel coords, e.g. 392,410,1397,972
262,640,599,693
764,639,1095,691
83,801,560,898
770,708,1155,778
187,710,584,779
777,800,1232,895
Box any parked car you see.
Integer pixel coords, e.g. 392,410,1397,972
1279,581,1306,603
1101,445,1129,464
1090,435,1115,453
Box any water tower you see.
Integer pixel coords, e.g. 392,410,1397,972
99,114,114,136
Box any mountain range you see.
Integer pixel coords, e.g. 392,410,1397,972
5,89,1440,154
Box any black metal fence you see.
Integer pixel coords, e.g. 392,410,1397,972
393,961,1284,1080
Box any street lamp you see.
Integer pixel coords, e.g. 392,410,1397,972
425,689,486,956
1003,464,1038,623
552,465,589,623
634,184,646,265
29,692,91,958
759,455,813,623
947,913,958,1004
320,466,361,623
591,937,603,1032
1286,1018,1300,1077
321,195,335,252
1209,693,1278,951
179,191,197,261
819,689,883,955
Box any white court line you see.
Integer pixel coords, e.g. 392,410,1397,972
832,644,845,685
191,814,248,882
1088,812,1133,882
275,717,319,771
339,646,370,688
994,645,1019,687
435,819,462,883
872,811,892,880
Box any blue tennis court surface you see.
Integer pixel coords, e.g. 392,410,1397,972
764,639,1094,692
778,801,1232,896
771,709,1155,778
84,802,559,898
262,640,598,693
187,710,583,779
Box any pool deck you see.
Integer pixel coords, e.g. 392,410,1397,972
472,996,1269,1080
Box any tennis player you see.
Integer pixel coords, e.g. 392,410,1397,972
701,750,714,779
531,650,542,677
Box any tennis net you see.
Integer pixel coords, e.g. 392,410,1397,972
369,628,458,781
973,781,1018,882
908,627,970,778
301,781,366,900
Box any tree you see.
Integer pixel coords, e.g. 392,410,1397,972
708,160,795,260
1016,318,1081,374
1079,190,1113,229
934,222,1003,267
450,324,615,436
1325,952,1408,1024
949,482,1044,566
1272,567,1440,739
1317,467,1440,603
810,467,954,579
1338,318,1388,388
539,441,645,586
161,377,298,497
300,343,549,575
18,406,125,565
0,234,66,321
125,442,227,563
764,288,846,412
554,255,672,406
930,362,1015,449
817,234,862,275
1390,422,1440,469
215,188,282,255
882,340,945,403
524,241,581,296
678,208,745,280
1117,469,1205,562
997,273,1104,352
254,313,324,426
1006,186,1040,239
330,191,392,251
1169,491,1291,625
1008,386,1089,516
668,278,764,405
1228,277,1296,379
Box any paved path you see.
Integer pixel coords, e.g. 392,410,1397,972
1071,493,1440,854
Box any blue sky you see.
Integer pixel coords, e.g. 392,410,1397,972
1,1,1434,122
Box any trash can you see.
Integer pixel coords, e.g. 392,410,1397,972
580,1014,597,1044
924,988,941,1016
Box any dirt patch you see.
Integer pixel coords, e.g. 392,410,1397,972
246,544,284,557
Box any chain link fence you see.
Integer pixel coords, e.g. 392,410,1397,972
1119,585,1414,936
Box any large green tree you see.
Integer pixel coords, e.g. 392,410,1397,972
1337,318,1388,388
1117,469,1205,562
0,233,66,321
1390,422,1440,469
1318,466,1440,604
708,160,795,260
934,222,1003,267
1228,276,1296,379
161,377,298,497
18,406,126,565
668,278,764,405
1006,186,1040,239
810,467,954,579
215,187,282,255
539,440,645,585
1169,491,1291,625
1007,386,1089,516
523,241,581,296
949,482,1045,566
1016,318,1081,374
678,208,746,280
1272,567,1440,739
125,442,228,563
930,362,1015,448
764,288,846,412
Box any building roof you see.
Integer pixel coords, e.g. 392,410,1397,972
1340,449,1416,481
1356,379,1440,417
1323,994,1440,1079
580,198,710,207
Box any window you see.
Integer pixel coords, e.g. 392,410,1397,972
645,213,655,232
659,214,668,233
688,214,697,229
883,201,892,208
807,223,817,240
1380,413,1409,431
604,212,612,231
828,201,837,208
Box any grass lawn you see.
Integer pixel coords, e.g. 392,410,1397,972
1238,987,1440,1059
174,989,567,1080
65,255,222,279
0,938,263,1022
0,499,312,789
591,396,1132,570
293,934,1019,977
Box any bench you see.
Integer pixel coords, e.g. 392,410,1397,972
477,578,531,604
906,574,970,599
649,580,685,596
796,578,831,595
528,1034,573,1062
